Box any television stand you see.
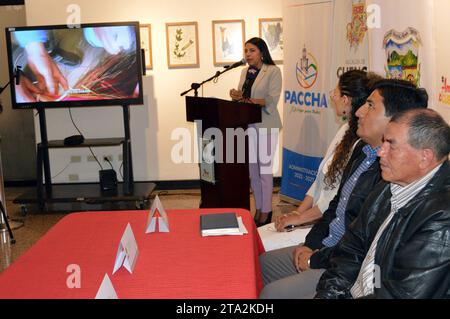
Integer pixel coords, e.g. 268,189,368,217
13,105,155,214
13,182,156,214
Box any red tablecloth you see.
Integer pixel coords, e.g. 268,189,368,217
0,209,265,299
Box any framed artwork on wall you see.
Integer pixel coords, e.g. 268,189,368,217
166,21,199,68
212,19,245,66
259,18,283,63
139,24,153,69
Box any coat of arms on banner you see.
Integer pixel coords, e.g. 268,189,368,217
346,1,368,50
383,27,422,86
439,76,450,107
296,46,318,89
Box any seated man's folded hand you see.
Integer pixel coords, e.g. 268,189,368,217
293,245,313,272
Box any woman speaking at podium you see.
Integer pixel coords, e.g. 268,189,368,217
229,37,282,227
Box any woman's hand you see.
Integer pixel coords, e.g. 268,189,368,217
274,211,302,232
229,89,243,101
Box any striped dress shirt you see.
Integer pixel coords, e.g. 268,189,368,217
350,164,442,298
322,145,380,247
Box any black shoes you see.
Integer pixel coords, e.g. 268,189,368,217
256,211,273,227
253,209,261,224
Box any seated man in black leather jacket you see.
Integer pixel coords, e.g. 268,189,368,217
316,108,450,299
260,80,429,299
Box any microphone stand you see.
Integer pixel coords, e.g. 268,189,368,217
0,82,10,114
0,66,25,241
0,66,22,113
1,66,22,93
0,82,10,95
0,135,22,244
180,65,240,97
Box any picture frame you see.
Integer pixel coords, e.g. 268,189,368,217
259,18,283,63
212,20,245,66
139,24,153,70
166,21,200,68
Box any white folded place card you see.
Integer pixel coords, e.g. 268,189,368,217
146,195,170,233
113,223,139,274
95,274,118,299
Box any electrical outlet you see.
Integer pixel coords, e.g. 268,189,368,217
70,156,82,163
87,155,97,162
68,174,79,181
103,155,113,162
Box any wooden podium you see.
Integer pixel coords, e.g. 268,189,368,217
186,96,262,210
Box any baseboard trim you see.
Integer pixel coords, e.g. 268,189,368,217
4,180,37,187
0,1,24,6
152,177,281,190
5,177,282,190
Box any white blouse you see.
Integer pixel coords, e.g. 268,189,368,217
306,123,358,213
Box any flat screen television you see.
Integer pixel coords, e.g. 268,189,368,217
5,21,144,109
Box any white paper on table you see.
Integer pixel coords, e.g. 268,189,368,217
146,195,170,233
113,223,139,274
257,222,313,252
237,217,248,235
95,274,118,299
202,216,248,237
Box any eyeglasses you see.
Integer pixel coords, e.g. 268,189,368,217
330,88,345,100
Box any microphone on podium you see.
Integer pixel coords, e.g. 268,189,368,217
224,59,246,70
180,59,245,96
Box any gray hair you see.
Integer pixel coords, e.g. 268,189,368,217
391,109,450,161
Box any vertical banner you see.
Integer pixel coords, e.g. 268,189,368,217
368,0,435,101
280,0,334,202
434,0,450,123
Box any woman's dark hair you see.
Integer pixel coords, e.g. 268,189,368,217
245,37,276,66
324,70,383,189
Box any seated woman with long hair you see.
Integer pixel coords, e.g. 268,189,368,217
273,70,383,232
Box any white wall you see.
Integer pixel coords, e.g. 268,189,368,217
23,0,283,183
433,0,450,122
0,5,37,181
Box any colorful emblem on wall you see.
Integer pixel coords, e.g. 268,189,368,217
296,45,318,89
346,1,368,50
383,27,422,86
439,76,450,107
